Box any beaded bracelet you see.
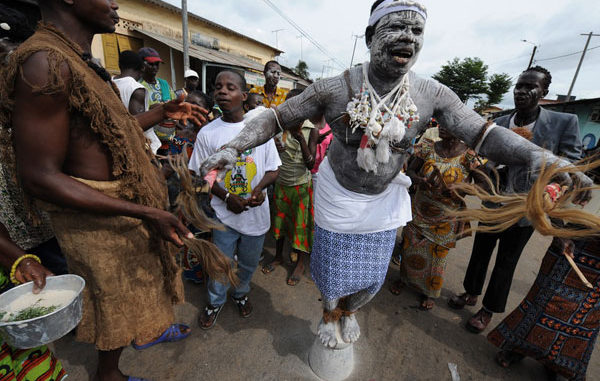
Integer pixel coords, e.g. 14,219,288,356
9,254,41,285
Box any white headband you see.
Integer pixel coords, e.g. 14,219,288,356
368,1,427,27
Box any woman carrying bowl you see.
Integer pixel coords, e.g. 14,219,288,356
0,221,67,380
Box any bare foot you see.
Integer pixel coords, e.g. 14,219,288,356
341,314,360,343
287,258,305,286
317,318,338,348
389,279,405,295
419,295,435,311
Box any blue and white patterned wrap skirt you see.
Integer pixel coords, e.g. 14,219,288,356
310,224,397,301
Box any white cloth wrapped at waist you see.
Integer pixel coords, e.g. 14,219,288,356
314,157,412,234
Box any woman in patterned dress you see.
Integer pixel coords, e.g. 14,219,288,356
390,123,486,310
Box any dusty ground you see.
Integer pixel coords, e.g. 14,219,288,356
53,196,600,380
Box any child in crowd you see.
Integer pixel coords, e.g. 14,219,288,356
262,89,319,286
169,90,211,157
244,93,264,112
188,71,280,329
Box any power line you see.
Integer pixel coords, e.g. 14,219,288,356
535,44,600,62
491,44,600,68
490,53,531,66
261,0,346,71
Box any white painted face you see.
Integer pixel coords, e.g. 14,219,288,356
264,63,281,88
369,12,425,78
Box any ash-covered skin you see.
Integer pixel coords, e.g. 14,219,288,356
264,61,281,89
203,12,591,198
202,4,593,349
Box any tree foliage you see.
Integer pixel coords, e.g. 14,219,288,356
486,73,512,105
294,60,310,80
432,57,512,111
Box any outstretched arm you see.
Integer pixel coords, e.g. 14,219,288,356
200,80,329,176
13,52,192,246
431,82,592,203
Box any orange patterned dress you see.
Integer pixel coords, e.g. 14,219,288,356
400,139,485,298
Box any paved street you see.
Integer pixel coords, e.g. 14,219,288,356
54,196,600,380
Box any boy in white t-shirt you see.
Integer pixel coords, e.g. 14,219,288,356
188,71,281,329
112,50,161,153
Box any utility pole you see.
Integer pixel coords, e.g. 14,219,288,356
272,28,284,49
321,59,333,79
296,35,304,61
527,46,537,68
566,32,600,102
521,39,538,69
182,0,189,71
350,34,364,68
321,59,329,78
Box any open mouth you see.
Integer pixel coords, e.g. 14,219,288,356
390,47,414,65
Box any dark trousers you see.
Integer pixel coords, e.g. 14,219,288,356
463,224,534,313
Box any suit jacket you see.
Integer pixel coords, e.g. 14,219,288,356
492,107,582,226
495,107,582,162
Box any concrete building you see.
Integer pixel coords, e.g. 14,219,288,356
91,0,310,93
544,98,600,150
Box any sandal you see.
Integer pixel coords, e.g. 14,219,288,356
495,350,524,368
261,262,279,274
287,275,301,286
389,279,405,296
231,295,253,318
132,323,191,350
287,257,306,286
419,295,435,311
199,304,224,330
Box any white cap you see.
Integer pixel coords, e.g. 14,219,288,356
184,69,199,79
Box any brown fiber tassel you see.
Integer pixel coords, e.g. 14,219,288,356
323,308,344,323
182,237,238,287
168,152,224,232
167,151,239,286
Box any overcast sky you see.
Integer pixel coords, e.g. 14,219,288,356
165,0,600,108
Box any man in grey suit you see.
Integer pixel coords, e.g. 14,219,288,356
449,66,582,333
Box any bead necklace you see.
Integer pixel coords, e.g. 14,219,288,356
346,63,419,173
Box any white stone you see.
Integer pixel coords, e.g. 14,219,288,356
308,322,354,381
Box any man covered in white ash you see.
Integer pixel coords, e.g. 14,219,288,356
200,0,592,349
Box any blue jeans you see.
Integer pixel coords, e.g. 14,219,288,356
208,224,266,306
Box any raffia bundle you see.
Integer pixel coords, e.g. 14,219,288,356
167,151,238,286
447,158,600,239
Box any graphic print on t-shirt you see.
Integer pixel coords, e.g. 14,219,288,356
149,83,162,104
224,149,257,198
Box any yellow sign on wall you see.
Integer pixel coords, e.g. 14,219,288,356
102,34,120,72
102,33,144,73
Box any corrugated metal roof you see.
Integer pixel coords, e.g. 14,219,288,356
141,0,283,54
134,28,265,72
134,28,312,87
